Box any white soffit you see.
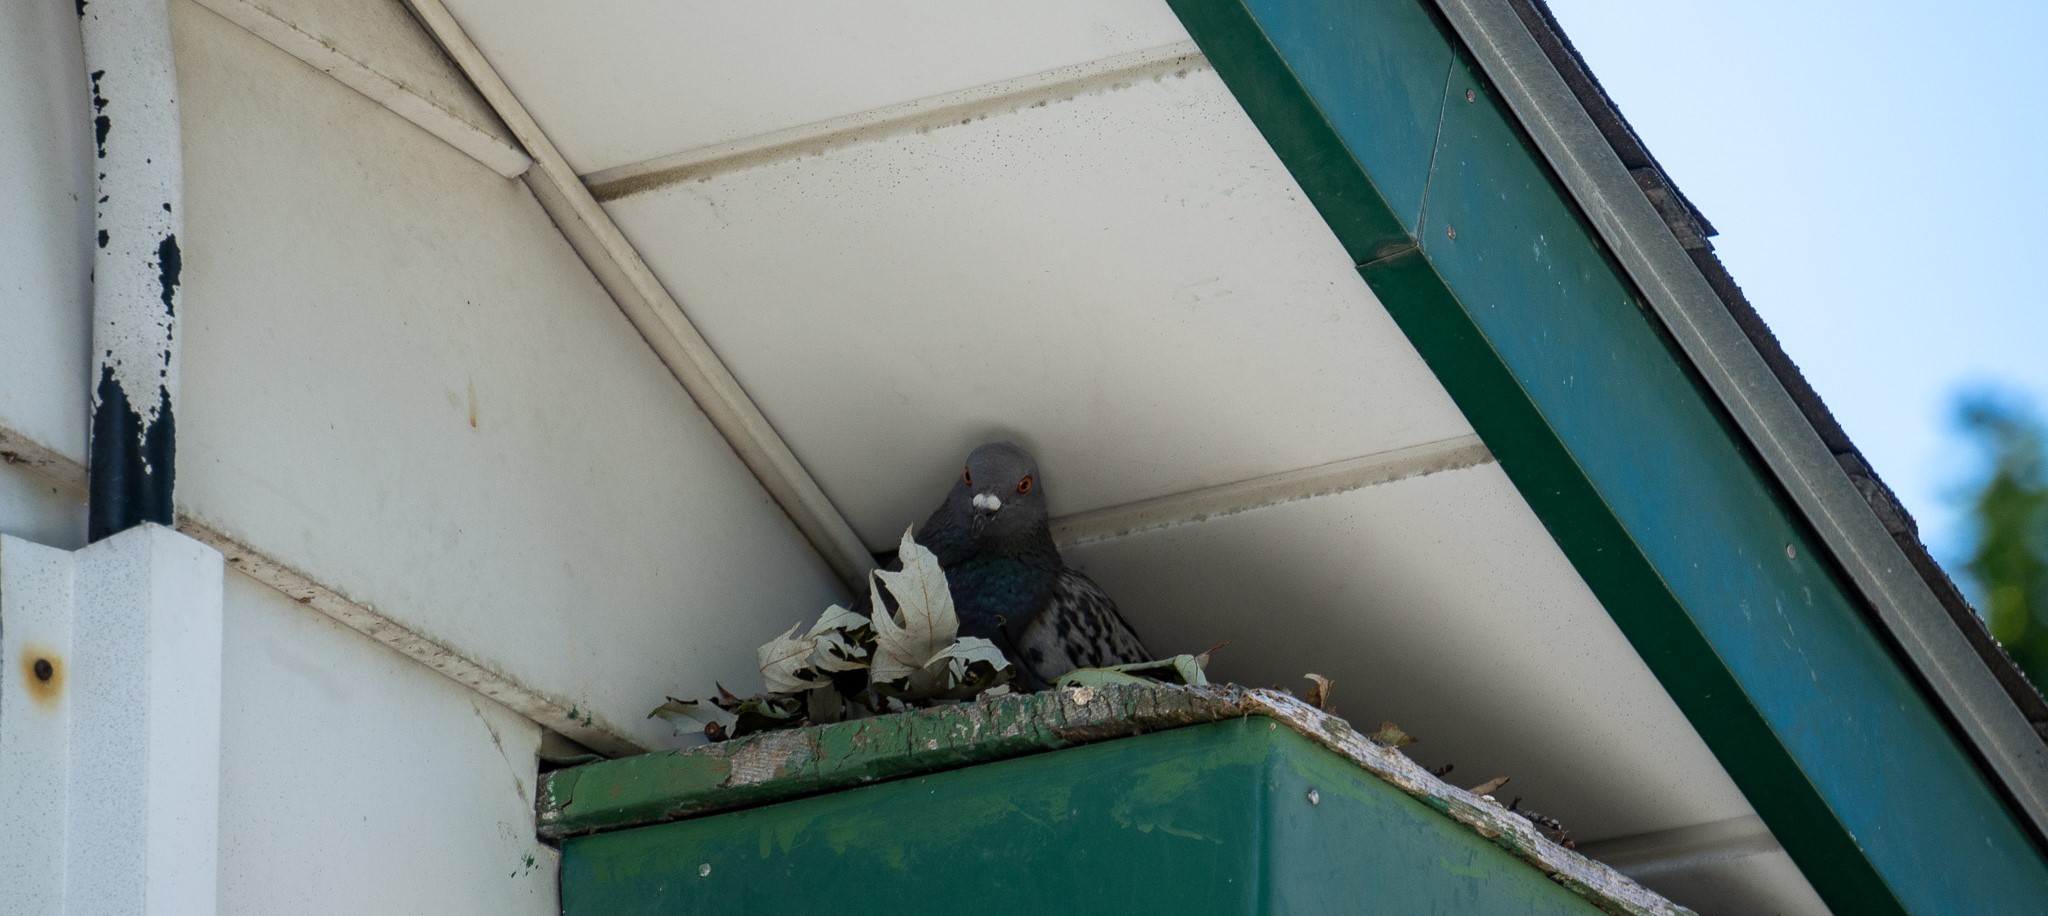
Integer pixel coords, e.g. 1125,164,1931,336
433,0,1193,174
1068,463,1757,843
602,69,1474,543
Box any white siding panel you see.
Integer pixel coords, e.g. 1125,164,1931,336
218,571,556,915
173,1,844,749
0,467,85,562
0,0,94,463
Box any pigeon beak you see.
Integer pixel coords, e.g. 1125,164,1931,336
971,491,1003,518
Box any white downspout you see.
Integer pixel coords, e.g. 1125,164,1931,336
79,0,183,542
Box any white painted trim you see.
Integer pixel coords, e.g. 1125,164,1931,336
187,0,531,178
401,0,878,591
188,524,647,757
0,525,225,916
1052,435,1494,547
0,432,648,756
0,426,84,491
0,538,77,913
583,41,1210,200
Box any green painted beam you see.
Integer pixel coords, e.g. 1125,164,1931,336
1162,0,2048,913
560,719,1673,916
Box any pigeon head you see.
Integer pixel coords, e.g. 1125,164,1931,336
949,441,1049,543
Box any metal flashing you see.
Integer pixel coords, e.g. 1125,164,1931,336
1433,0,2048,840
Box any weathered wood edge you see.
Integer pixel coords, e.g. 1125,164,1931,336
537,685,1692,916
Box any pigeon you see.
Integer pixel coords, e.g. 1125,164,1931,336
905,442,1150,689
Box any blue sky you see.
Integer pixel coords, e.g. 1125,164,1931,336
1541,0,2048,567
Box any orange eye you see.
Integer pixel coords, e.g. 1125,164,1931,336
962,468,972,485
1017,475,1033,494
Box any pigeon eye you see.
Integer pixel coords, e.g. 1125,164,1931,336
1017,475,1033,494
962,468,972,485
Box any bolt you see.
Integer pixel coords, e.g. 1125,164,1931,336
33,659,53,682
1465,88,1476,103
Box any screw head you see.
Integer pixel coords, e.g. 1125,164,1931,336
1446,225,1457,240
32,658,52,682
1785,543,1797,560
1307,788,1321,806
1465,88,1476,102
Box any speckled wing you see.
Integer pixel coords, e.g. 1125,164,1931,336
1013,568,1149,686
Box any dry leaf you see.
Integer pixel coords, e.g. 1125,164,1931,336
809,604,872,673
932,636,1012,680
1370,721,1418,748
648,696,738,739
869,527,960,682
757,622,828,694
1467,776,1511,796
1302,673,1334,711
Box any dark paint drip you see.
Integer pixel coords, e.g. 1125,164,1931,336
97,229,109,249
155,233,180,316
88,366,176,542
89,70,109,159
76,0,86,17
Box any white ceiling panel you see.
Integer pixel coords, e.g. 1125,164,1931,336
1065,462,1757,844
604,69,1474,546
437,0,1192,174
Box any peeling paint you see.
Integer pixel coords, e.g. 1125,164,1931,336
88,69,110,158
154,233,179,316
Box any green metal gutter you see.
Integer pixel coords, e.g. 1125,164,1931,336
544,685,1688,916
1159,0,2048,913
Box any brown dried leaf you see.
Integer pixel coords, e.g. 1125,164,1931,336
1302,673,1334,711
1467,776,1511,797
1370,721,1418,748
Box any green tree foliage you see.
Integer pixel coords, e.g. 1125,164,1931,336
1957,394,2048,686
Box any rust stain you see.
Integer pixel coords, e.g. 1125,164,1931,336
467,376,478,428
21,647,63,708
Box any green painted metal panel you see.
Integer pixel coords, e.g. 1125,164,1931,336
1414,52,2048,911
561,721,1610,916
1163,0,2048,912
1239,0,1453,231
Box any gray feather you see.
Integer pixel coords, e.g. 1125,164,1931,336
1014,568,1149,685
